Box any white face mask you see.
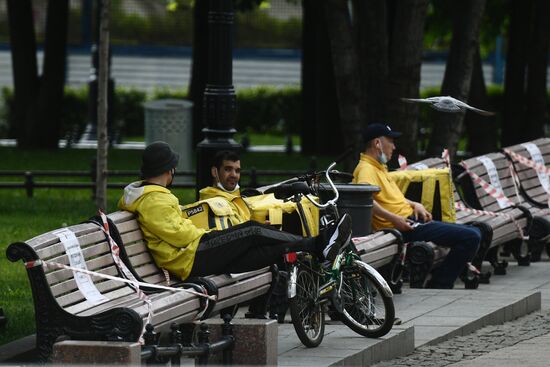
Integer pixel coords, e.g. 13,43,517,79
377,152,388,164
216,181,240,193
376,139,388,164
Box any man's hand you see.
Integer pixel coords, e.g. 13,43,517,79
411,202,433,222
392,216,414,232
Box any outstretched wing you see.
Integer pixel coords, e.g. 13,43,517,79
464,105,495,116
401,97,432,104
453,99,495,116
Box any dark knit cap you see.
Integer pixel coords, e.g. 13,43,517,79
141,141,179,178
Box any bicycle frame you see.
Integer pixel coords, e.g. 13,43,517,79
276,157,395,346
283,161,393,299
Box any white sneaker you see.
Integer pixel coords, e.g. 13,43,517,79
323,214,352,261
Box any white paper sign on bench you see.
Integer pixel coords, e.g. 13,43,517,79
476,156,511,209
54,228,109,305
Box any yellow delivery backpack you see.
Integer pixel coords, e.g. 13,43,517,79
243,193,320,236
181,197,243,230
388,168,456,223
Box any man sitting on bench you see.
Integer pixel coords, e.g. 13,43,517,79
118,141,352,280
198,150,250,225
352,123,481,289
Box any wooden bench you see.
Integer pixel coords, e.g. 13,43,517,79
456,152,548,262
109,211,275,317
409,157,524,276
504,138,550,258
504,138,550,208
6,212,274,362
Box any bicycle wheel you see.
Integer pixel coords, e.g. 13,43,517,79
288,265,325,347
338,260,395,338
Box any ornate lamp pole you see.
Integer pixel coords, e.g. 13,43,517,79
195,0,241,197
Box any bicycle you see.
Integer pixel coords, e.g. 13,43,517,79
262,158,395,348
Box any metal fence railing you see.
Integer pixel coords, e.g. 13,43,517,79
0,167,315,198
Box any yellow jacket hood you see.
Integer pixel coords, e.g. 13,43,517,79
118,181,206,280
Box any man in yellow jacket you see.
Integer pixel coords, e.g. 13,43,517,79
352,123,481,289
198,150,250,225
119,141,352,281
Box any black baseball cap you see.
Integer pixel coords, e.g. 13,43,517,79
362,123,402,142
141,141,179,179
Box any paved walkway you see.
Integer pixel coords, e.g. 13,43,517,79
272,252,550,366
1,256,548,365
370,258,550,367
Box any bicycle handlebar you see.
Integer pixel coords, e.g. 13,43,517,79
264,181,312,199
255,147,354,209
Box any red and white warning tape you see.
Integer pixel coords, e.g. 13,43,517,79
504,148,550,175
398,155,408,170
98,211,153,342
24,214,215,343
460,161,516,209
454,202,527,240
506,158,523,204
97,211,214,323
504,148,550,207
23,258,216,299
441,149,450,168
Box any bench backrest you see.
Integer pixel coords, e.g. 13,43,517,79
459,152,533,213
504,138,550,206
23,220,144,316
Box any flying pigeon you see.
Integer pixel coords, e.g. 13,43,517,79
401,96,495,116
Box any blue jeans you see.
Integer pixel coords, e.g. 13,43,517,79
402,220,481,288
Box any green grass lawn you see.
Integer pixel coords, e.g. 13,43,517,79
0,146,331,346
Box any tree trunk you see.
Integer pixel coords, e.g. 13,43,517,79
353,0,388,124
525,0,550,141
323,0,364,168
34,0,69,149
189,0,209,147
386,0,429,162
301,0,340,155
465,48,497,156
6,0,39,148
96,0,111,211
7,0,68,149
501,0,531,146
426,0,487,158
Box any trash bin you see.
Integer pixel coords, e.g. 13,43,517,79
318,183,380,237
144,99,193,183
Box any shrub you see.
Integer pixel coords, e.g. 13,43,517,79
0,86,302,141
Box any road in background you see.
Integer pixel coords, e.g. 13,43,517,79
0,50,498,92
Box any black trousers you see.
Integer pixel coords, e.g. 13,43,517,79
189,221,315,276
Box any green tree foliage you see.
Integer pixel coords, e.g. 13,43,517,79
425,0,508,56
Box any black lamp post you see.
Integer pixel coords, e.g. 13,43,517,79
195,0,241,197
